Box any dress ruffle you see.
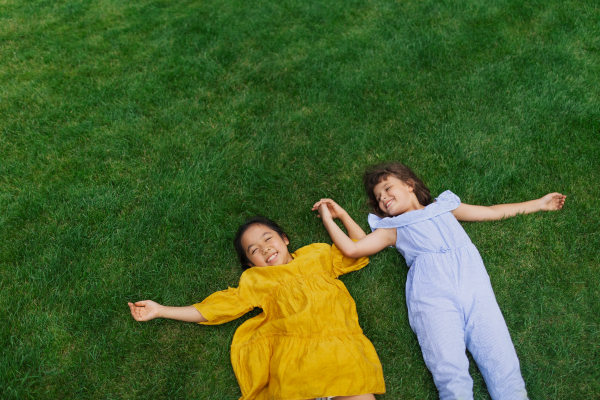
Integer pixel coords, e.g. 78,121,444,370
369,190,461,230
193,243,385,400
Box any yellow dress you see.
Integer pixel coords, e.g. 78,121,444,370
193,243,386,400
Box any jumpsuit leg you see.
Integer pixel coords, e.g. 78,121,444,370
458,247,528,400
406,259,474,400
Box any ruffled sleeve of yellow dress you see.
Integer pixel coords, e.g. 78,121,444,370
330,242,369,278
190,245,384,400
193,287,254,326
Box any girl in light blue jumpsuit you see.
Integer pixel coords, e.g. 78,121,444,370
313,162,566,400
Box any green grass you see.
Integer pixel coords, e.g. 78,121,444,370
1,0,599,398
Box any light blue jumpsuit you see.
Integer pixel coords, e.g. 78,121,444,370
368,191,528,400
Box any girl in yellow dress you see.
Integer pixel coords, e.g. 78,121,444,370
128,215,386,400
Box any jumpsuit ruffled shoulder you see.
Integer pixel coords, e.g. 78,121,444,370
366,190,528,400
368,190,461,231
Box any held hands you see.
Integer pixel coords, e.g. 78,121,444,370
128,300,162,322
539,193,567,211
311,199,348,220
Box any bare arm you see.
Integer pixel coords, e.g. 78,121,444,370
313,199,396,258
128,300,207,323
452,192,566,221
338,212,367,240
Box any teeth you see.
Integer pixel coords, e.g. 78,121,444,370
267,253,277,263
386,199,393,208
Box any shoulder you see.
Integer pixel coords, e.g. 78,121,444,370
367,213,383,232
291,243,331,259
435,190,461,209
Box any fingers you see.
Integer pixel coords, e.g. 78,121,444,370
554,194,566,210
312,198,337,210
128,302,141,321
311,200,325,210
128,301,149,321
317,203,330,214
312,203,325,211
552,193,566,206
542,193,567,211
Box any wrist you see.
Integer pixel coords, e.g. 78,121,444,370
338,210,351,222
157,304,166,318
536,197,546,212
322,214,335,224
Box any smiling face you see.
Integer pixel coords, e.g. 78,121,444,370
240,224,294,268
373,176,425,217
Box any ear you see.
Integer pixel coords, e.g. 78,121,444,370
283,234,290,245
246,262,254,268
405,179,415,192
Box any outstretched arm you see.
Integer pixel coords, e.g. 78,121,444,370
452,192,566,222
128,300,207,323
312,199,396,258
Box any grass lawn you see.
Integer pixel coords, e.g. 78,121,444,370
1,0,599,398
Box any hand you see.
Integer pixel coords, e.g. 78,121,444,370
128,300,162,322
312,199,348,219
539,193,566,211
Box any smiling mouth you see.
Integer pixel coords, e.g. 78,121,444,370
267,253,278,263
386,199,393,209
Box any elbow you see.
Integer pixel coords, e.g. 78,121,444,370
342,247,360,259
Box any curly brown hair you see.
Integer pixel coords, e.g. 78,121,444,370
363,162,432,217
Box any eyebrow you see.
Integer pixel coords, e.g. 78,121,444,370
246,232,271,252
376,184,391,200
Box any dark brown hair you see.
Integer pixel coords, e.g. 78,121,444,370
233,216,288,270
363,162,432,217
